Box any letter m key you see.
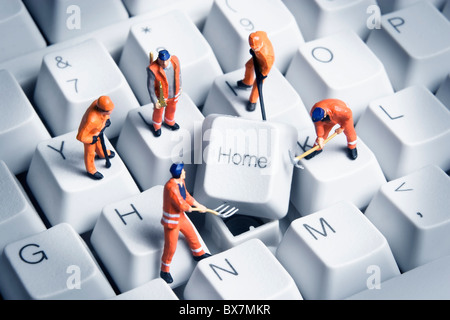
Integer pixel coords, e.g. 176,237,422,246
303,218,336,240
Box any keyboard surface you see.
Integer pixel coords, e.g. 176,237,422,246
0,0,449,303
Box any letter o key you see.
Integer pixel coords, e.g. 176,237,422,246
311,47,334,63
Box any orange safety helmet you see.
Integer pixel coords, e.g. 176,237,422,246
249,31,267,50
96,96,115,112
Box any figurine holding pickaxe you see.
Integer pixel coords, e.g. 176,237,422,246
236,31,275,120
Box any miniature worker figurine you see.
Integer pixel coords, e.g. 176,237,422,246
147,49,182,137
306,99,358,160
160,162,211,284
236,31,275,112
77,96,116,180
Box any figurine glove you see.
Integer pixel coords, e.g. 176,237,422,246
91,136,98,144
316,137,324,149
105,119,111,127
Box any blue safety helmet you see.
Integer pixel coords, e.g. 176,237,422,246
170,162,184,178
311,108,325,122
158,49,171,61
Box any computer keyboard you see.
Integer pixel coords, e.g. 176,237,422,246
0,0,450,303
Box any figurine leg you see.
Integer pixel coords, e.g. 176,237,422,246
179,215,206,260
162,99,179,131
151,108,164,137
247,79,265,112
160,226,179,283
84,143,103,179
343,124,358,160
237,59,255,90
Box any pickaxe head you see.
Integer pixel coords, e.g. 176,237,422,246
288,150,304,169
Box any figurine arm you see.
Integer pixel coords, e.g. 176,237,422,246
147,68,159,105
169,185,192,213
184,184,207,213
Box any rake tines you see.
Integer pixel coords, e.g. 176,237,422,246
214,203,239,218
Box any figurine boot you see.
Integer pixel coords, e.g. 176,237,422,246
150,125,162,137
237,80,252,89
193,253,211,262
163,122,180,131
347,148,358,160
246,101,257,112
87,171,104,180
160,271,173,284
96,151,115,160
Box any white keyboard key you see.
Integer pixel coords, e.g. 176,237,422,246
347,255,450,300
202,67,312,133
366,1,450,92
0,0,46,62
184,239,302,300
119,10,222,107
121,0,213,29
436,74,450,110
377,0,447,14
90,185,209,292
356,86,450,180
33,38,139,138
0,69,51,175
0,161,46,253
276,201,400,300
282,0,378,41
443,0,450,19
204,213,281,252
0,223,115,300
26,131,140,234
290,126,386,216
193,114,298,220
23,0,129,44
285,31,394,122
111,278,178,300
116,94,204,191
202,0,304,74
365,165,450,272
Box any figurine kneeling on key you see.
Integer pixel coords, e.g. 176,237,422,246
307,99,358,161
160,162,211,284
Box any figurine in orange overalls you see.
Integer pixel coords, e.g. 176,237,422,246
77,96,115,180
307,99,358,160
160,162,210,284
237,31,275,112
147,49,181,137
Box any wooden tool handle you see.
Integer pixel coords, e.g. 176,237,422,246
295,132,338,161
190,208,218,215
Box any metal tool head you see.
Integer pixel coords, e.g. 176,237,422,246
214,203,239,218
288,150,304,169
